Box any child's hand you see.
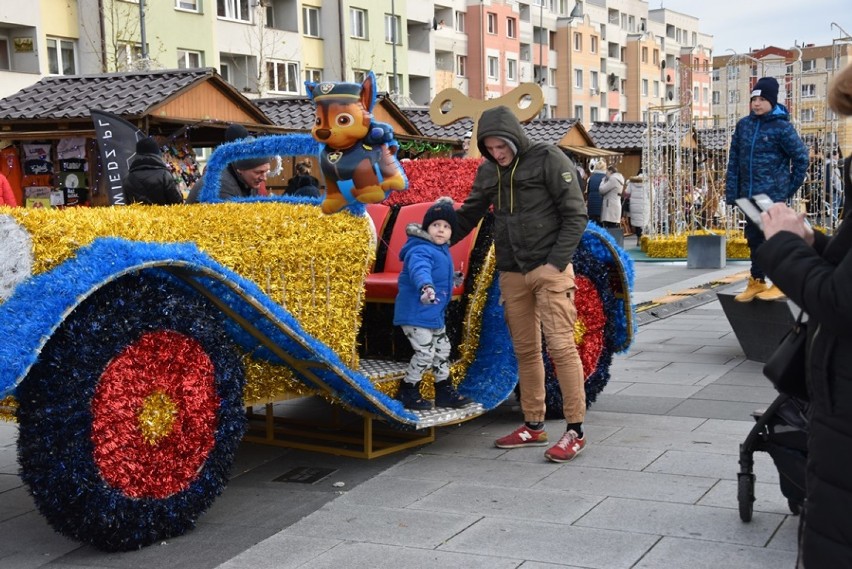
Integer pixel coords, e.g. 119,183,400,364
420,285,437,304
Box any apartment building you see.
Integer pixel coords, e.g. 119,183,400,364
0,0,715,124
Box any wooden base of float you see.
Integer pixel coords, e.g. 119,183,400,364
243,402,436,459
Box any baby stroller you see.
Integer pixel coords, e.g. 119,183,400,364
738,392,808,522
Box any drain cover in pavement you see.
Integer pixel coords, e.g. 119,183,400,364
274,467,337,484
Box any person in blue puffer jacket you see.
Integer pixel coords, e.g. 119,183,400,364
393,197,472,411
726,76,809,302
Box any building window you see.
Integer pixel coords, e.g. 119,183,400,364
455,11,465,32
267,60,299,93
590,70,599,91
712,91,720,105
487,56,499,80
507,58,517,81
177,49,202,68
800,108,815,122
642,79,648,96
385,13,401,44
487,13,496,34
0,39,10,71
116,42,143,71
350,8,367,39
353,69,367,83
693,86,699,102
220,62,230,81
520,44,530,62
456,55,466,77
802,84,816,98
305,68,322,84
574,69,583,89
573,32,581,51
653,80,659,97
175,0,199,11
641,47,648,63
303,6,320,37
47,37,77,75
217,0,251,23
574,105,583,120
802,59,815,72
507,17,516,38
590,107,599,121
387,74,401,93
590,36,598,54
653,49,659,65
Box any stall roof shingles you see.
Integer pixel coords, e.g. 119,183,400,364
696,127,730,152
523,118,581,145
0,68,217,121
589,121,648,151
253,97,315,130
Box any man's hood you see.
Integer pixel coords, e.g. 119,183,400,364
476,106,531,163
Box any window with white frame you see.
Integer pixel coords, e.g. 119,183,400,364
305,68,322,84
693,86,699,103
47,37,77,75
116,42,143,71
456,55,466,77
642,79,648,96
175,0,199,11
177,49,202,68
653,80,659,97
574,105,583,120
387,74,401,93
353,69,367,83
220,62,230,82
350,8,367,39
487,56,499,79
507,59,517,81
800,108,815,122
455,11,465,32
303,6,320,37
573,32,581,51
590,107,599,122
267,60,299,93
801,84,816,98
590,36,597,53
590,70,599,91
218,0,251,23
802,59,815,72
385,13,401,44
487,13,496,34
507,17,516,38
574,68,583,89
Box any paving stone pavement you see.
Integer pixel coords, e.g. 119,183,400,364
0,244,800,569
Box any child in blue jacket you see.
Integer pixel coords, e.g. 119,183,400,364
394,197,472,410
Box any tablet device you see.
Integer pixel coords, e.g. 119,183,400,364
735,197,765,229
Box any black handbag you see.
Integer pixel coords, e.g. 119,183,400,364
763,311,809,400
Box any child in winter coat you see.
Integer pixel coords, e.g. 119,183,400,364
393,197,472,410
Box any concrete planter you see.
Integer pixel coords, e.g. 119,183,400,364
687,234,726,269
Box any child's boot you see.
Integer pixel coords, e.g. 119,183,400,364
435,380,472,408
398,381,432,410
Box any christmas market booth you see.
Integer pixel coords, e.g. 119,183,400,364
0,67,289,208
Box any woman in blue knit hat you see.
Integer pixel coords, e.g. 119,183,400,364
725,76,809,302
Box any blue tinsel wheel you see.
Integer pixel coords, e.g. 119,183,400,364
16,271,246,551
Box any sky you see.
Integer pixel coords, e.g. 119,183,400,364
656,0,849,54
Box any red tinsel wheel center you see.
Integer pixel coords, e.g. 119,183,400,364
575,275,606,378
92,330,220,499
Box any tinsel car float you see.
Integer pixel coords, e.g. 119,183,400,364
0,133,634,551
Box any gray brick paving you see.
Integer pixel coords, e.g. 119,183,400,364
0,256,801,568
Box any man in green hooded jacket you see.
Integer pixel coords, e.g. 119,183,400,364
454,105,589,463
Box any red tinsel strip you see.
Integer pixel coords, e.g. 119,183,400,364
91,330,220,499
395,158,483,205
575,276,606,378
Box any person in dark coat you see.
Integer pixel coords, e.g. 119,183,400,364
726,76,809,302
754,62,852,568
285,160,321,198
585,161,606,223
122,137,183,205
454,105,588,463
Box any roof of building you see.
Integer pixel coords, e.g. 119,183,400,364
0,67,270,123
695,126,730,151
588,121,648,151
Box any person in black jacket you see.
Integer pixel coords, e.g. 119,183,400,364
123,137,182,205
285,160,321,198
755,62,852,568
454,105,588,463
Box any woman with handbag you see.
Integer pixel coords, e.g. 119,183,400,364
754,61,852,568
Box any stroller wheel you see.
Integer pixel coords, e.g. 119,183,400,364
738,473,755,522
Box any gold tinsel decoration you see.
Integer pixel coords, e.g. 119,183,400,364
644,231,748,259
0,395,18,422
8,203,374,365
138,391,178,445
